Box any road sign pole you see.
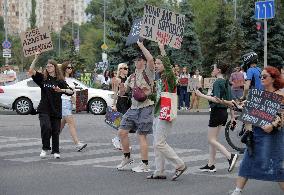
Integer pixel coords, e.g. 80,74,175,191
264,19,268,67
4,0,8,64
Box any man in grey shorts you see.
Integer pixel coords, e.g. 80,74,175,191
116,40,155,172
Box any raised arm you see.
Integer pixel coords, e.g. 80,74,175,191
137,40,154,70
29,51,40,76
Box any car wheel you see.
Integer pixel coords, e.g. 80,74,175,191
15,97,33,115
88,98,106,115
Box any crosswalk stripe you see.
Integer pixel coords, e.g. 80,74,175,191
0,142,112,157
49,149,202,166
0,137,40,143
186,161,241,179
0,139,74,150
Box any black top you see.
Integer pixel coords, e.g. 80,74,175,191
32,72,72,118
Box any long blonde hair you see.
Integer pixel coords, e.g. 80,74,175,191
116,63,128,78
43,59,64,81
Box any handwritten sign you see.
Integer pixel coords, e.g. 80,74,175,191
0,74,8,83
187,78,199,92
140,5,185,49
126,18,142,46
105,106,123,130
239,89,283,127
95,62,108,71
20,26,53,57
204,78,217,89
76,89,88,113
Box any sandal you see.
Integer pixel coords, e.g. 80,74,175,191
172,165,187,181
147,174,167,179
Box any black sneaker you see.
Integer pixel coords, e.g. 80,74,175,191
228,153,239,172
199,164,216,172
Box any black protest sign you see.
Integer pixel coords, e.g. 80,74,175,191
140,5,185,49
239,89,283,127
126,18,142,46
20,26,53,57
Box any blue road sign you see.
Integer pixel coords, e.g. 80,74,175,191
255,1,275,20
2,40,11,49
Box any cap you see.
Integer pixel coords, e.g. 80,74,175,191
135,53,146,61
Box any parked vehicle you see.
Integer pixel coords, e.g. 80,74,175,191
0,78,114,115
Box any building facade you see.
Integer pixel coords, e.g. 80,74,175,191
0,0,86,34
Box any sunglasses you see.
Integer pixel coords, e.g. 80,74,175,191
261,74,270,79
67,67,73,69
121,67,128,70
46,65,54,68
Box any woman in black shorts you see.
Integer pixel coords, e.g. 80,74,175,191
195,62,239,173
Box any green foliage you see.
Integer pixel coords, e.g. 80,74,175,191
30,0,37,28
167,0,203,71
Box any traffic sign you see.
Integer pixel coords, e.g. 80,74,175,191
255,0,275,20
101,43,108,50
2,40,11,49
3,48,11,58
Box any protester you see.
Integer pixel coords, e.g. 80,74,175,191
111,63,131,150
190,69,203,112
195,62,238,173
60,61,87,152
3,64,17,85
116,40,155,172
178,66,190,110
241,52,263,99
229,66,245,99
29,52,74,159
100,70,111,90
146,40,187,180
230,66,284,195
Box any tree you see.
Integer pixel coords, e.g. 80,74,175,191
167,0,203,70
30,0,36,28
107,0,145,66
239,0,263,65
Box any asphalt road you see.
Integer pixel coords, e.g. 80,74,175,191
0,114,282,195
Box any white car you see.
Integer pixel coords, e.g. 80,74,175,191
0,78,114,115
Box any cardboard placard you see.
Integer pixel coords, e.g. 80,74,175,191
95,62,108,71
239,89,283,127
187,78,199,92
20,26,53,57
0,74,8,83
140,5,185,49
76,89,88,113
126,18,143,46
204,78,217,89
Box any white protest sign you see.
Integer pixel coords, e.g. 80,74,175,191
140,5,185,49
20,26,53,57
204,78,217,89
187,78,199,92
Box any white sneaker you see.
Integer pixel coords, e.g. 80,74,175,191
229,190,242,195
40,150,47,159
54,153,60,159
76,142,87,152
132,162,150,173
112,137,122,150
117,157,134,170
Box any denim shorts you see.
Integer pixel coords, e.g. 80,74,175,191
62,99,72,117
119,106,154,135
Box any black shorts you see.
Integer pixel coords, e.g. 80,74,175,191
208,107,228,127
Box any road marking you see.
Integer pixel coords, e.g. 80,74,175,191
49,149,200,166
0,142,112,157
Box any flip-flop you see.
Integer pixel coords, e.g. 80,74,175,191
172,165,187,181
147,174,167,179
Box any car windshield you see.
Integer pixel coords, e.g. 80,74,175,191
73,79,89,89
